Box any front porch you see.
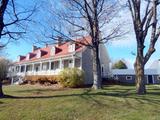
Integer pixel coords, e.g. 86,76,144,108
11,57,81,76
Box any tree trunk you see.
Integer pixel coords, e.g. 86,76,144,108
92,46,102,89
134,57,146,95
0,80,4,97
0,0,9,38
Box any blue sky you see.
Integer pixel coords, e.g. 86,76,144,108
3,0,160,68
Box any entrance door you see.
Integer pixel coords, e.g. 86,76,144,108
148,75,153,84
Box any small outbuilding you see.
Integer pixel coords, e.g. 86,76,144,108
112,69,160,84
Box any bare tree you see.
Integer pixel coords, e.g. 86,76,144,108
0,0,36,97
0,57,10,97
38,0,125,89
0,0,36,47
128,0,160,94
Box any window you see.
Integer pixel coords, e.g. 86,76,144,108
126,76,132,80
12,68,15,72
34,64,40,72
63,60,72,68
157,76,160,80
42,63,49,71
68,43,75,52
68,60,73,68
114,75,118,80
101,66,104,73
26,54,30,60
37,50,41,58
16,66,20,72
75,58,81,68
26,65,32,72
50,47,55,56
69,60,72,63
20,66,25,72
51,61,60,70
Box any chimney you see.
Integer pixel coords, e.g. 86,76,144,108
32,45,38,52
45,44,48,48
57,36,63,46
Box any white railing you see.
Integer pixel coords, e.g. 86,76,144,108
22,69,62,76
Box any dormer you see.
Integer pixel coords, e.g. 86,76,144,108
26,54,30,60
68,42,76,52
41,50,48,56
18,55,26,62
36,50,48,58
36,50,41,58
50,47,56,56
26,53,36,60
50,46,62,56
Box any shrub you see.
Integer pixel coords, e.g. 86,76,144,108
58,68,84,88
24,75,59,85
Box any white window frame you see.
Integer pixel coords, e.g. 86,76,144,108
114,75,119,80
42,62,49,71
75,58,81,68
50,47,55,56
157,76,160,80
51,61,60,70
37,50,41,58
126,76,132,80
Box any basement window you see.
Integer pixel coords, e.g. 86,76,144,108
126,76,132,80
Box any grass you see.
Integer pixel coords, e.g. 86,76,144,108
0,84,160,120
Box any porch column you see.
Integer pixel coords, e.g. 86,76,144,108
19,65,21,73
24,64,27,73
49,61,51,70
40,62,42,71
60,58,63,69
32,64,35,75
32,64,34,71
72,57,75,68
11,77,14,85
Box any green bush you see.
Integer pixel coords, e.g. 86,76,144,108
59,68,84,88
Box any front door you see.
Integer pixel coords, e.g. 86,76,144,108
148,75,153,84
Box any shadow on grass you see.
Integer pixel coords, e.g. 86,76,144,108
2,85,160,107
15,88,67,93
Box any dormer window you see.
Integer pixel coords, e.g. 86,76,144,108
50,46,62,56
37,50,41,58
51,46,56,56
36,50,47,58
26,53,36,60
68,43,75,52
18,55,26,62
26,54,30,60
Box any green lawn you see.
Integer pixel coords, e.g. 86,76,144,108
0,84,160,120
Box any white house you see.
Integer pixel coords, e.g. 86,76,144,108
9,36,111,84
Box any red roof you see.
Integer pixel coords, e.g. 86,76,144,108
16,36,91,64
